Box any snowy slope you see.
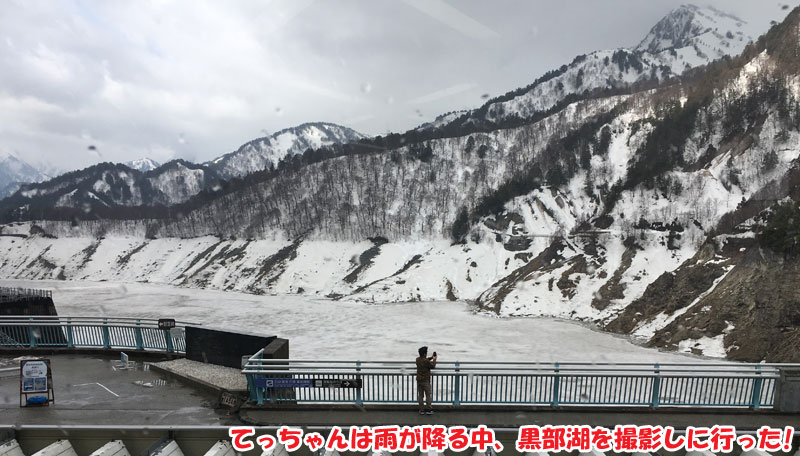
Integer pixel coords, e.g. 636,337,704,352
207,122,366,179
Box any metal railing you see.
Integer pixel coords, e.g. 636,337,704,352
243,355,798,409
0,316,192,354
0,287,52,303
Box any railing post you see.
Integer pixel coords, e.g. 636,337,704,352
454,362,461,406
164,328,174,353
355,361,363,406
66,317,74,348
28,317,37,348
751,365,762,410
134,319,144,350
552,362,560,408
102,318,111,349
651,363,661,408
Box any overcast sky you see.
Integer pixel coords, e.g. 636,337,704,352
0,0,793,172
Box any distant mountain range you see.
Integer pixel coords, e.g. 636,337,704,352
0,5,754,213
0,153,52,198
0,122,365,213
432,4,753,132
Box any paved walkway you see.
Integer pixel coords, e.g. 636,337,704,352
0,354,237,426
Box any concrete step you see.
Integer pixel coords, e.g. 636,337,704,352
0,439,25,456
203,441,235,456
150,441,184,456
30,441,78,456
89,441,131,456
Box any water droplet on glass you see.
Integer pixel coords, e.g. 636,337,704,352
275,107,283,116
386,96,394,105
177,133,186,144
360,83,372,94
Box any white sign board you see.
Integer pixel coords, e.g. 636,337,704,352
21,360,48,393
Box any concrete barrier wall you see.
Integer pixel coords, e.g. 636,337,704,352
185,326,277,368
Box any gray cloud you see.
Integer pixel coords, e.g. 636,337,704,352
0,0,793,171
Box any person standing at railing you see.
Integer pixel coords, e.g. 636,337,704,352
416,346,437,415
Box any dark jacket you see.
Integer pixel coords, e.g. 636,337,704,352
416,356,436,382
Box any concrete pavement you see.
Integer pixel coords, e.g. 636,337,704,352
0,353,238,426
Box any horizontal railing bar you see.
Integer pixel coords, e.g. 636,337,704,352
0,323,185,330
242,358,800,368
242,362,780,369
0,315,200,325
240,370,780,379
241,366,781,375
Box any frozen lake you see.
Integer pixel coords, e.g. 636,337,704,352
1,279,702,363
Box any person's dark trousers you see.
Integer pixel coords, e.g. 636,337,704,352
418,380,432,411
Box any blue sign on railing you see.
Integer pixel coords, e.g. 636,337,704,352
255,378,313,388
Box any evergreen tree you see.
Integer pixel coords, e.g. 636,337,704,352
451,207,470,243
759,201,800,256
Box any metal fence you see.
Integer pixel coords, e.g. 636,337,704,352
0,316,189,353
0,287,52,303
243,355,793,409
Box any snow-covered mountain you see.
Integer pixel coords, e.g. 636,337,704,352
1,6,799,363
637,4,747,55
433,4,754,133
0,152,51,198
0,159,221,217
207,122,366,179
0,122,366,214
124,158,161,173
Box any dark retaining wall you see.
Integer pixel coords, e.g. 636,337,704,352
185,326,279,368
0,297,59,316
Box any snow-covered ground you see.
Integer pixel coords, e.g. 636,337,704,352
0,279,705,363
